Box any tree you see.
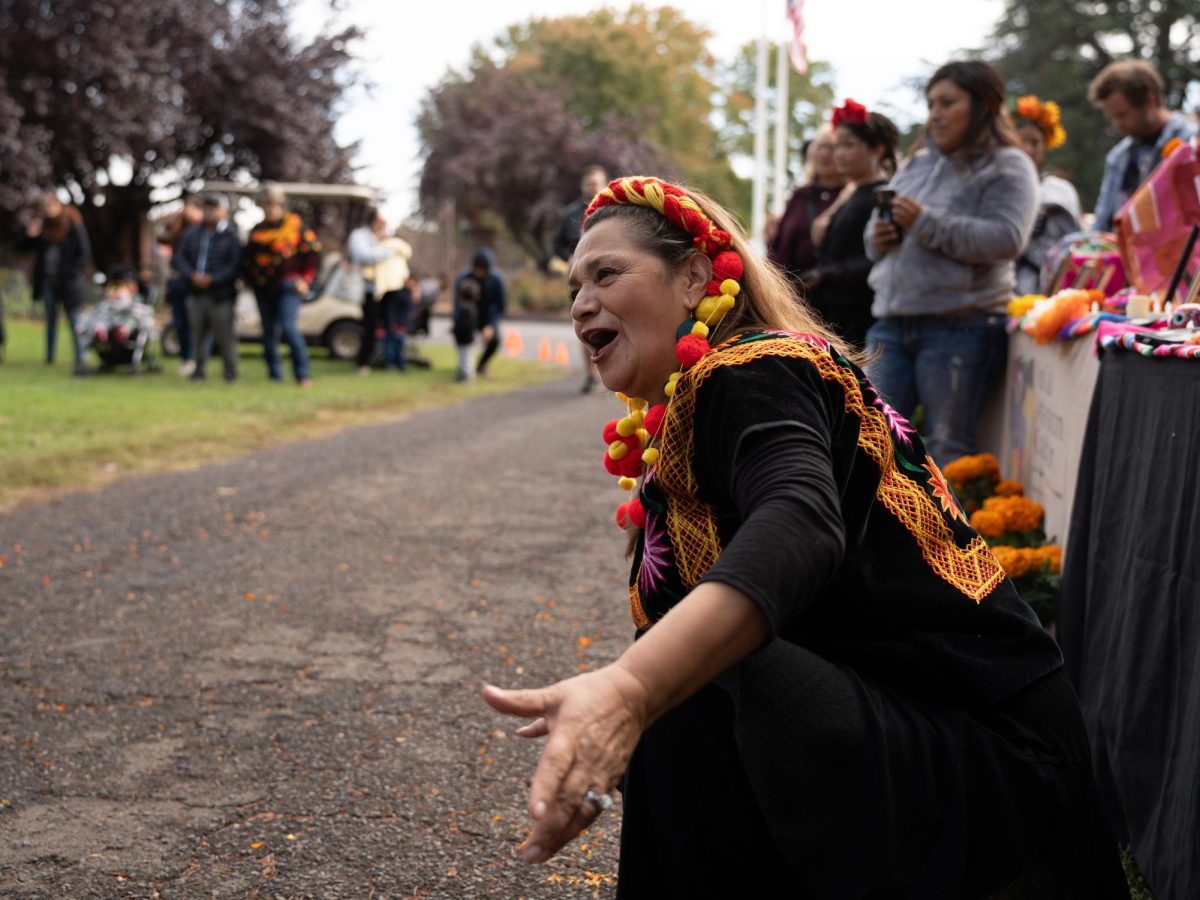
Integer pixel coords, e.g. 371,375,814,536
417,5,742,269
985,0,1199,211
0,0,361,273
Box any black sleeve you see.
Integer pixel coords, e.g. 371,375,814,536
695,358,847,635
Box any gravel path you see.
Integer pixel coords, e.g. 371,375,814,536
0,377,631,899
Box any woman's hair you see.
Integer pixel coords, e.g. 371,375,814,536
837,112,901,176
581,184,854,361
1087,60,1164,109
41,196,82,244
800,123,835,186
926,60,1019,159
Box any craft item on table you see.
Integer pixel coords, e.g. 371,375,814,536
1058,312,1127,341
1096,317,1200,358
1007,294,1043,321
1020,288,1102,344
1114,137,1200,302
1168,303,1200,329
1040,231,1126,296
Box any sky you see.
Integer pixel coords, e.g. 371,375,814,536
297,0,1004,223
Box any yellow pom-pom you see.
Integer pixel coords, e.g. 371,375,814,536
718,294,736,311
636,428,650,446
691,320,710,338
696,297,719,322
664,380,677,397
642,448,660,466
667,371,682,383
618,476,637,491
630,408,645,426
630,397,647,411
720,279,740,296
616,417,637,437
615,392,629,403
608,440,629,460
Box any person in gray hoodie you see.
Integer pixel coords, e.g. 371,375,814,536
864,60,1038,466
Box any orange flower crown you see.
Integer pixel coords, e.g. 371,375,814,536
1013,95,1066,150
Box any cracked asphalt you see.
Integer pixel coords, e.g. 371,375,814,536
0,377,631,899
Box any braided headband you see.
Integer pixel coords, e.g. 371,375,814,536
583,177,734,258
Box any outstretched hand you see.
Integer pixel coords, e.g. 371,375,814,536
483,665,649,864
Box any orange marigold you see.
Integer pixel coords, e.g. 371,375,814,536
995,479,1024,497
981,496,1045,533
992,546,1034,579
944,452,1000,487
1034,544,1063,574
970,509,1006,538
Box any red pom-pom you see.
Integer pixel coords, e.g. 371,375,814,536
603,451,624,476
619,452,643,478
643,404,666,436
602,419,621,444
615,502,631,528
711,251,743,282
627,498,647,529
706,279,721,296
675,334,709,369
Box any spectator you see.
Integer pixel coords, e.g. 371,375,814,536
19,192,93,374
241,183,320,387
157,196,204,376
767,125,844,288
865,60,1038,465
347,207,401,375
368,232,415,371
452,277,480,383
1089,60,1198,233
173,195,242,383
802,100,899,349
554,164,610,393
1012,96,1082,295
383,275,417,372
454,250,506,378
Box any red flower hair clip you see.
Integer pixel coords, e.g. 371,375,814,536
831,98,869,128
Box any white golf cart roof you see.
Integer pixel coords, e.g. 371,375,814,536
199,181,381,203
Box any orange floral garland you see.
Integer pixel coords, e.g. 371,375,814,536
1014,95,1067,150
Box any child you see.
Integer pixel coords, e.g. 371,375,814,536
453,278,480,383
383,275,418,371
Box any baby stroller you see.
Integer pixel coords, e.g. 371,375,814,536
76,267,161,373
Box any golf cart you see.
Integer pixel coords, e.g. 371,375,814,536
160,181,379,361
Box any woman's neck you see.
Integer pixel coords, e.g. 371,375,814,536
813,175,843,190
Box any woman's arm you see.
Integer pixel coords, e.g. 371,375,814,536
905,151,1039,265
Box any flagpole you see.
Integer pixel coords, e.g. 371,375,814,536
750,26,769,253
772,37,790,216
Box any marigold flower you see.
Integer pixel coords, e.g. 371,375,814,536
970,509,1006,538
995,479,1024,497
992,546,1033,579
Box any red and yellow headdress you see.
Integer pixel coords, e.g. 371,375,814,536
584,176,746,529
1013,95,1067,150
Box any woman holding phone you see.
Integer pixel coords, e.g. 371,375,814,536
864,61,1038,465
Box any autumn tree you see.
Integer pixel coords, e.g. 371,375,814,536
417,5,741,269
0,0,361,272
985,0,1199,211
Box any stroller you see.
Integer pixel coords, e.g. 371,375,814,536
76,267,161,373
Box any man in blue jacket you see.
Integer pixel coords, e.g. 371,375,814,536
454,250,507,378
1089,60,1198,233
173,195,243,383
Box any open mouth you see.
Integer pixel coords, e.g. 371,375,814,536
582,329,618,359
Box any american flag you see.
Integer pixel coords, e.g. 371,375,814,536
787,0,808,75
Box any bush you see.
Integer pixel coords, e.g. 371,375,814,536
507,270,571,314
0,268,35,317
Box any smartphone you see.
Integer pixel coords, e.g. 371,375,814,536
873,187,896,220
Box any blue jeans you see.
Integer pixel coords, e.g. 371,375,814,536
44,283,83,365
167,276,193,362
865,314,1007,466
382,289,412,370
255,282,310,382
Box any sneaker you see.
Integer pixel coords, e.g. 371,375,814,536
298,378,314,389
178,360,196,378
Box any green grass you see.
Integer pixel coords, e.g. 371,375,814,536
0,319,559,509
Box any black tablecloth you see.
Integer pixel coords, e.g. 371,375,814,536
1059,351,1200,900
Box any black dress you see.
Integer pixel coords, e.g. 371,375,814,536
808,180,885,350
616,332,1127,899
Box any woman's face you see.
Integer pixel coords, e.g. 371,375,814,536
258,200,284,221
926,79,973,154
833,127,883,182
42,194,63,219
1016,122,1046,169
810,133,839,183
569,219,704,403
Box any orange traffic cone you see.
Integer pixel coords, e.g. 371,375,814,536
504,329,524,357
537,337,552,362
554,341,571,366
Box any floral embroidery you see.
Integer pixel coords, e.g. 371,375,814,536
923,457,967,524
638,509,672,596
873,391,916,448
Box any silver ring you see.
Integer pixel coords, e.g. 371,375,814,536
584,789,614,812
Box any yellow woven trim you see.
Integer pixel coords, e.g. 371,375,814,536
656,335,1005,602
629,583,651,629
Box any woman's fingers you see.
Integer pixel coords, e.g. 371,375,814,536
522,733,601,863
515,717,549,739
482,684,554,720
